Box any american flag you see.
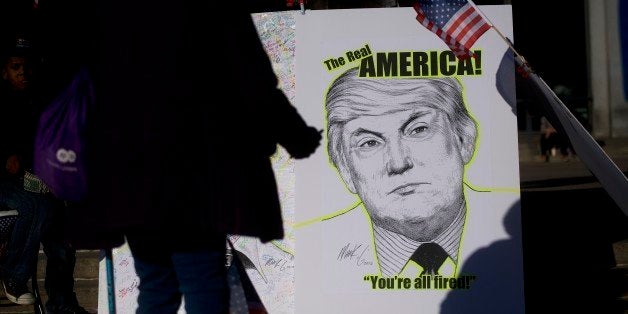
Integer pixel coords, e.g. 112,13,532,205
413,0,491,59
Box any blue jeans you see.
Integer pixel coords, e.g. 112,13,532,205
128,233,229,314
0,179,49,284
0,178,79,308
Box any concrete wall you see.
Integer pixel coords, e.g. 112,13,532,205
588,0,628,138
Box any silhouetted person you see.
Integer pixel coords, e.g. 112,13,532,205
0,28,89,313
38,1,321,313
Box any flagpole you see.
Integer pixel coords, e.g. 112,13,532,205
414,0,628,214
521,59,628,216
467,1,628,215
467,0,529,66
490,27,527,63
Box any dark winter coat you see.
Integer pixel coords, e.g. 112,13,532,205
38,1,319,248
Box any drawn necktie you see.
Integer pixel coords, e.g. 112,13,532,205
410,242,448,275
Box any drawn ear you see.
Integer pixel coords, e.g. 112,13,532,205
459,122,478,164
2,70,7,81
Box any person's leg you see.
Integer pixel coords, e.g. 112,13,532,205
171,239,229,314
548,132,559,150
128,235,182,314
0,180,49,304
557,134,570,159
41,199,86,313
540,135,550,162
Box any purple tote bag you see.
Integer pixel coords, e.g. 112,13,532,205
33,67,93,202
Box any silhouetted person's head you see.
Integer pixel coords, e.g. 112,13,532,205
1,35,35,92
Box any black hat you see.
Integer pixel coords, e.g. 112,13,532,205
1,33,35,61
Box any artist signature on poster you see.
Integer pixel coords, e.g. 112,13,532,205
264,255,295,272
338,242,374,266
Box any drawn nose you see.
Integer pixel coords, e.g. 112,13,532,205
386,141,413,175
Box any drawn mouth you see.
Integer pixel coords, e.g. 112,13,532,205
388,183,428,196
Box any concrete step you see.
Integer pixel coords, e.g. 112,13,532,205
610,263,628,313
36,250,100,280
518,132,540,163
0,279,98,314
614,241,628,311
517,132,628,164
0,300,41,314
615,240,628,266
0,250,100,313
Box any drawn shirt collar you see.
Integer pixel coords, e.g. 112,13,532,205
372,203,466,276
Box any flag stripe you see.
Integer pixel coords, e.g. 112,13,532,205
464,23,491,50
445,4,476,38
414,0,489,60
456,15,485,46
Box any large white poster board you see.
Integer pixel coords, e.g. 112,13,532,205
97,11,301,314
98,6,523,314
294,6,523,314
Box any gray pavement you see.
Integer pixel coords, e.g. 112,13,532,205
518,132,628,313
518,132,628,190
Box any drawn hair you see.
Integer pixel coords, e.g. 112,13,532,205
325,67,477,170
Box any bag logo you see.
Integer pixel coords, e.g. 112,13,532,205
56,148,77,164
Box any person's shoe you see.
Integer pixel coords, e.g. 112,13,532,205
2,279,35,305
46,303,90,314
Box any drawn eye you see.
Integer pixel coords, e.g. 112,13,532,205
358,139,380,148
410,126,428,135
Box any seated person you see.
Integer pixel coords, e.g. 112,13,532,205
0,31,48,306
0,32,88,313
